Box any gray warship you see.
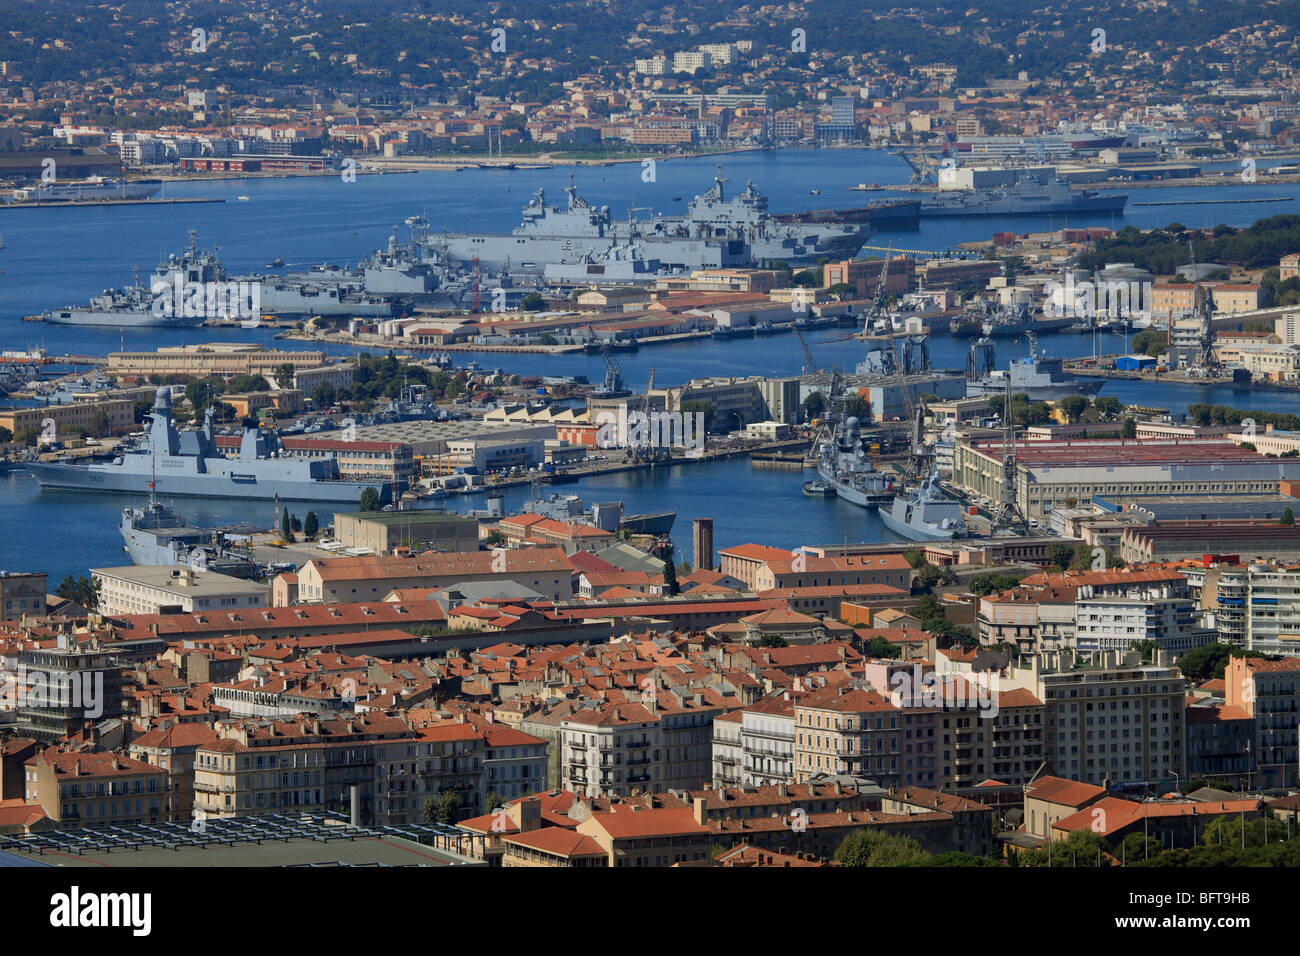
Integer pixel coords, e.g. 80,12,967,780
26,387,390,503
878,470,969,541
431,171,870,274
40,231,224,327
120,495,261,577
920,172,1127,218
965,333,1105,400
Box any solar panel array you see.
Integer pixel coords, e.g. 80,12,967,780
0,812,478,862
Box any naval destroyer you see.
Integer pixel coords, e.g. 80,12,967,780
27,387,391,503
878,470,970,541
40,231,224,327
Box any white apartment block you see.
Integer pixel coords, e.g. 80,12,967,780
1074,587,1213,655
93,565,268,617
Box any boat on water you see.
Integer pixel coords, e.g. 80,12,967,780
802,479,836,498
816,414,894,507
964,333,1105,400
878,471,970,541
27,387,393,503
119,496,261,577
430,169,871,273
40,231,223,327
8,176,162,203
919,170,1127,218
950,300,1072,337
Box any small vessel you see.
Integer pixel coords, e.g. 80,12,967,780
878,471,969,541
810,189,821,195
237,195,250,201
965,332,1105,400
266,258,285,268
802,479,836,498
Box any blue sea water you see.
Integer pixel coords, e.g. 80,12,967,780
2,148,1300,579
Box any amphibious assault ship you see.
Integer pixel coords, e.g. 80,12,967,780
431,171,872,274
920,171,1127,218
27,387,391,503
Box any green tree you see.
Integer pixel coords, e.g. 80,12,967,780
1093,396,1122,421
275,363,297,389
1283,507,1295,526
55,574,100,610
281,506,291,540
433,789,460,825
758,634,788,648
866,636,901,659
663,557,680,596
521,292,545,311
304,512,319,538
1020,829,1111,867
834,829,930,867
486,792,505,813
0,425,11,444
358,487,382,512
88,410,112,437
311,382,337,408
1121,417,1137,439
1046,542,1075,571
1058,394,1087,424
1120,833,1163,863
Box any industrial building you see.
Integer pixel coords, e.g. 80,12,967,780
953,438,1300,521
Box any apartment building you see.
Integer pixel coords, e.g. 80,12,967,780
1002,652,1186,787
92,565,268,617
793,684,938,789
14,636,129,742
711,712,744,788
1225,655,1300,788
560,695,720,799
0,571,46,620
934,682,1046,789
1073,585,1213,655
127,723,221,823
25,751,171,827
740,692,798,786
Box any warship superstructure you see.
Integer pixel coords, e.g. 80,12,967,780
40,231,225,327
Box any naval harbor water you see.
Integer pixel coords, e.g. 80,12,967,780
3,149,1300,580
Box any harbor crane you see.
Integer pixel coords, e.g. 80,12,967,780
588,324,626,397
630,368,667,464
987,373,1029,535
